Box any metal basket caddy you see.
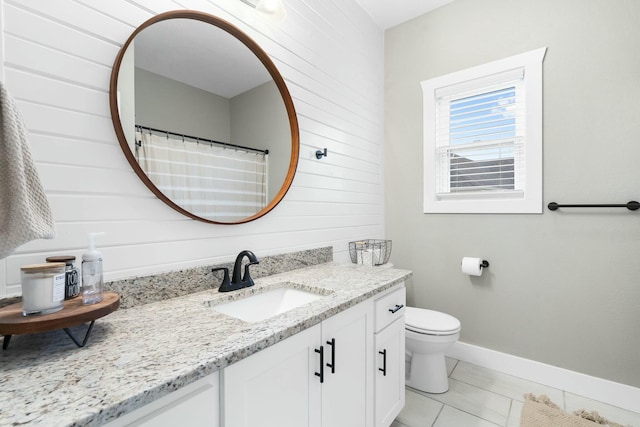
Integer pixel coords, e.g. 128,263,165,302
348,240,392,266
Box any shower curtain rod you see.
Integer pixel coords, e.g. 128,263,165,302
136,125,269,155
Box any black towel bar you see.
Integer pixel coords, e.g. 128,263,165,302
547,201,640,211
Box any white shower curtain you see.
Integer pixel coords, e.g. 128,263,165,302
135,131,267,221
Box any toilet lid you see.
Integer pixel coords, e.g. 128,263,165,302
405,307,461,335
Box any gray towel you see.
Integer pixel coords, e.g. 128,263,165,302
0,82,55,259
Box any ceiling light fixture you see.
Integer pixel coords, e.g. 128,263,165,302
240,0,287,23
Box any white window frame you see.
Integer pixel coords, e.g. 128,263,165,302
421,47,547,214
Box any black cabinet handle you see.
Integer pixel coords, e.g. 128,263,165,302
326,338,336,374
315,346,324,383
389,304,404,314
378,349,387,376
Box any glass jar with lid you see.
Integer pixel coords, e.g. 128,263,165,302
20,263,66,316
45,256,80,300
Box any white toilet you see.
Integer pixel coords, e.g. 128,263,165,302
405,307,461,393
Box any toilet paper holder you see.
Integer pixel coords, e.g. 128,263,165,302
461,257,490,276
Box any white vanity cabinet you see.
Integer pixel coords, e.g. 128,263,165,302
103,372,220,427
222,324,322,427
103,284,405,427
373,286,406,427
320,299,374,427
222,299,373,427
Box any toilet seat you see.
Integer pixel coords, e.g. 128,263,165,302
405,307,461,336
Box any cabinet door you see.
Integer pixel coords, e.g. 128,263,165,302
321,300,373,427
375,316,405,427
222,324,322,427
104,372,219,427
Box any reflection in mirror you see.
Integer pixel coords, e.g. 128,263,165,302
110,11,298,224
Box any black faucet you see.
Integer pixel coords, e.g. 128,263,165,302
212,250,259,292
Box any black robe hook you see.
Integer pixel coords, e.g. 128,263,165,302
316,148,328,159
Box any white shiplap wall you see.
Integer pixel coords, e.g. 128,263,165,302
0,0,384,296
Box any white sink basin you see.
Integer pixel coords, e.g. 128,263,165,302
210,287,326,322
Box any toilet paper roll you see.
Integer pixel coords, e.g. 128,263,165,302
461,257,483,276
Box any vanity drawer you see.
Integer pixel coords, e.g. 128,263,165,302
374,285,406,333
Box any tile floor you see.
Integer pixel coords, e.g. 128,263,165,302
392,358,640,427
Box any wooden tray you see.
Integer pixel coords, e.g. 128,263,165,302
0,292,120,349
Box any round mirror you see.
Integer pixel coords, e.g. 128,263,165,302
109,10,299,224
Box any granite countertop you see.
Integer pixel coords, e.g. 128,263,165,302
0,262,411,427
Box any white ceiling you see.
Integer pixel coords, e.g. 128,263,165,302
354,0,456,30
134,18,272,98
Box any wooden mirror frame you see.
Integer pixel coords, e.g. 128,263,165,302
109,10,299,224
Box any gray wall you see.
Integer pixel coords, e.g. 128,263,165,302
231,81,290,201
135,67,231,142
385,0,640,387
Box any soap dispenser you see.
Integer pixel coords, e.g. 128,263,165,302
82,232,104,305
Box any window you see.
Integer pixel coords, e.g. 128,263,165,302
421,47,546,213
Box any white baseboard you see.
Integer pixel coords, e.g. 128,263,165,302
447,341,640,414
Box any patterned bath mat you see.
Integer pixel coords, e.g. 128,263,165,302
520,394,630,427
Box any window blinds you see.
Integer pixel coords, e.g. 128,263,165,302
435,69,525,196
